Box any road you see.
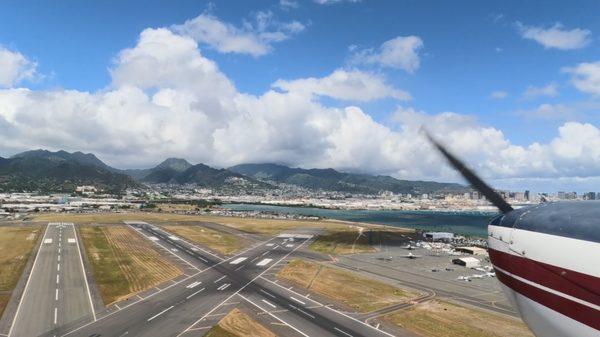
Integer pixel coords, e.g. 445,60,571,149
8,223,95,337
52,222,398,337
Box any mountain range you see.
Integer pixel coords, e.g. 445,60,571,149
0,150,467,194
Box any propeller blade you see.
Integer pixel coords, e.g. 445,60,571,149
422,129,514,214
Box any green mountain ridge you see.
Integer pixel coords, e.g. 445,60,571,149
0,151,139,193
228,163,467,195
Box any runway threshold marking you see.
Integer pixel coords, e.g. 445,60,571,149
147,305,174,322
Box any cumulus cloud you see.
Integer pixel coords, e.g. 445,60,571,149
350,36,424,73
1,22,600,188
0,47,38,88
523,82,559,99
171,12,305,57
563,61,600,95
517,22,591,50
490,90,508,99
272,69,411,101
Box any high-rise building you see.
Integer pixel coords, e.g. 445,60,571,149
524,190,530,201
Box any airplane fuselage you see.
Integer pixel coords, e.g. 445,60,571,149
487,201,600,337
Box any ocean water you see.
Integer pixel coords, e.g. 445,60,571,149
222,203,497,238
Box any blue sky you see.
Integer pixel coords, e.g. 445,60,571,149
1,0,600,191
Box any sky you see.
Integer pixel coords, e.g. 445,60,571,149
0,0,600,192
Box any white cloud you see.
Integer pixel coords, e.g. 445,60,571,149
314,0,361,4
0,47,38,88
351,36,423,73
171,12,305,57
1,22,600,189
517,22,591,50
563,61,600,95
490,90,508,99
272,69,411,101
279,0,299,10
517,103,576,120
523,82,559,99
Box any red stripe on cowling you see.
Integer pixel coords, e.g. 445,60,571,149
495,269,600,331
489,248,600,307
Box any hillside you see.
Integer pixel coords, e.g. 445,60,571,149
0,150,140,193
228,163,467,195
141,161,271,190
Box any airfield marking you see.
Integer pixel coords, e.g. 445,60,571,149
256,258,273,267
259,276,396,337
127,225,201,271
334,327,354,337
238,294,309,337
176,238,310,337
214,275,226,283
72,223,97,321
290,296,306,305
54,307,58,325
62,232,281,337
147,305,174,322
261,299,276,308
186,288,205,299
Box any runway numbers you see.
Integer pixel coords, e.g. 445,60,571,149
217,283,231,291
256,258,273,267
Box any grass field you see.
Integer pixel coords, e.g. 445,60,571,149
204,308,276,337
385,300,534,337
162,225,247,255
79,225,182,305
278,259,414,312
0,225,41,318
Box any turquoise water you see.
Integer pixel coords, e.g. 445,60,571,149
221,203,497,238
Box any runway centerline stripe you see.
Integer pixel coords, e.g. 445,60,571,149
147,305,174,322
290,296,306,305
186,288,205,299
214,275,226,283
334,327,354,337
261,299,276,308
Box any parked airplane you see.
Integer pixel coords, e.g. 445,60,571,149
425,131,600,337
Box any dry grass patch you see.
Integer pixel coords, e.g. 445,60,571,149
162,225,246,255
386,300,534,337
0,225,41,317
80,225,182,305
205,308,276,337
278,259,414,313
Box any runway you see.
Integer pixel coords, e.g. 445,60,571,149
8,223,95,337
52,222,398,337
